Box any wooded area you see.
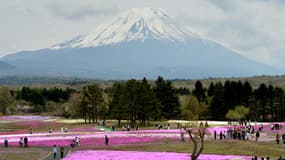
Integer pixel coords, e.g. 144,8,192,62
0,76,284,123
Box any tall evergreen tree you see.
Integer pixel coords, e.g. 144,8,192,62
109,83,127,126
125,79,139,125
242,81,252,107
207,82,215,97
268,85,275,120
84,83,104,123
254,83,268,121
274,87,284,121
210,83,225,120
154,76,180,120
136,78,159,125
192,81,206,102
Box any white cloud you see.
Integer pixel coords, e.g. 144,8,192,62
46,0,119,20
0,0,284,69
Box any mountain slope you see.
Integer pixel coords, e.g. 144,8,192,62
0,8,283,79
0,61,15,70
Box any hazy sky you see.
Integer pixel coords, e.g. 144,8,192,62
1,0,285,68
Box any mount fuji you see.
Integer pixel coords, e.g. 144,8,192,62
1,8,282,79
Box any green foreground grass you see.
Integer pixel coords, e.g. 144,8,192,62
0,147,50,160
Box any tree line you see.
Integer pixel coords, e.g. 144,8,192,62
0,77,284,123
0,87,75,114
79,77,180,125
199,80,285,121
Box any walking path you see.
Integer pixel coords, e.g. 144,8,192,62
42,146,71,160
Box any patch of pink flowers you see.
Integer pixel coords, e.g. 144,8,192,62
0,115,57,121
0,131,179,147
63,150,252,160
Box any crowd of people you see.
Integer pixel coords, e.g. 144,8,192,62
213,122,285,143
2,127,73,159
3,136,29,148
251,156,285,160
29,127,68,135
70,137,80,148
251,156,271,160
214,124,262,141
121,125,140,131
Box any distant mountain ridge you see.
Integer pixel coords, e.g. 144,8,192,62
0,8,283,79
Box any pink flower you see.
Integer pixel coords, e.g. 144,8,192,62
63,150,252,160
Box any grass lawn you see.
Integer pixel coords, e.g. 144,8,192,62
0,147,50,160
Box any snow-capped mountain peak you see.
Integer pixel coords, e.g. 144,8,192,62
52,8,192,49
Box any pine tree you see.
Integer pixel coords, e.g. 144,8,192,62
154,76,180,120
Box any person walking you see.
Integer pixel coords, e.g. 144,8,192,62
24,136,28,147
76,137,80,147
214,130,217,140
276,133,280,144
52,145,57,159
255,131,260,141
180,132,185,142
4,138,8,147
49,128,52,134
60,146,64,158
19,137,23,147
105,135,109,146
219,131,223,140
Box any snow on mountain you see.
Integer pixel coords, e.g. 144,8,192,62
52,8,195,49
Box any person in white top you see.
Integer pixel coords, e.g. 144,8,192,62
76,137,80,147
52,145,57,159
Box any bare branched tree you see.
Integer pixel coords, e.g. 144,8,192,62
186,123,208,160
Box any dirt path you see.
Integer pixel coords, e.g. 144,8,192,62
42,146,71,160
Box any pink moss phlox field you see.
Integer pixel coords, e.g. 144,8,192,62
0,131,179,147
63,150,252,160
0,115,56,121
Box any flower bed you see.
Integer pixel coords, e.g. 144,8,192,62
0,115,58,121
63,150,252,160
0,131,179,147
